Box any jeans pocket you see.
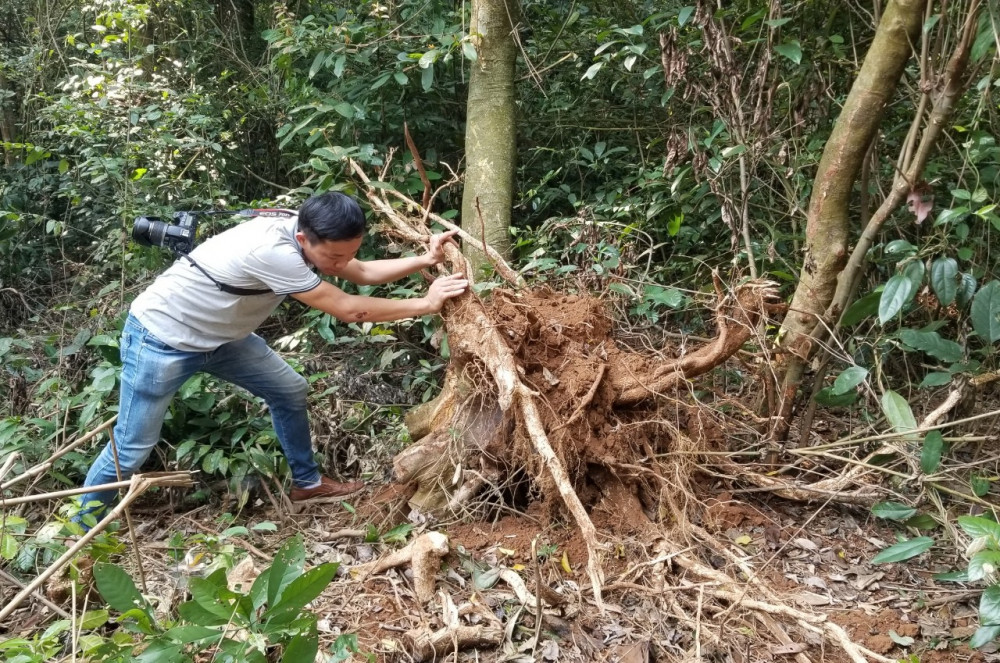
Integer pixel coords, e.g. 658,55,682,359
141,332,179,353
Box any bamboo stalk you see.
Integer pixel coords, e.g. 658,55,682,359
0,480,133,507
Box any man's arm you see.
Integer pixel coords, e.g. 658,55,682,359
331,254,434,286
291,273,468,323
330,230,459,286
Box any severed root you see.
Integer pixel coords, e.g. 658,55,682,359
355,532,449,603
403,624,504,662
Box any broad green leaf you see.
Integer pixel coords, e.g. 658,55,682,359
281,633,319,663
903,514,939,530
461,41,477,61
920,431,944,474
418,50,439,68
871,502,917,521
970,625,1000,649
814,387,858,407
886,239,917,255
94,563,146,613
832,366,868,395
968,550,1000,581
775,40,802,64
268,536,306,608
0,534,17,560
163,625,223,645
903,260,925,289
931,257,958,305
332,102,354,119
879,274,916,323
677,6,695,26
899,329,964,363
971,280,1000,342
919,371,952,388
421,64,434,91
957,272,978,307
263,562,339,626
841,291,881,326
308,51,327,79
933,569,970,582
135,641,184,663
972,475,991,497
980,586,1000,626
582,62,603,80
189,577,243,621
393,71,408,86
957,516,1000,544
881,390,918,441
721,144,746,158
871,537,934,564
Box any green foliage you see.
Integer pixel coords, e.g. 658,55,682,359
81,535,344,662
870,506,1000,648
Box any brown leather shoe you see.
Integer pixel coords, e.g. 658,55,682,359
289,476,364,504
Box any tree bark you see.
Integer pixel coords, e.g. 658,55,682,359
772,0,925,439
214,0,262,64
0,72,18,166
461,0,519,264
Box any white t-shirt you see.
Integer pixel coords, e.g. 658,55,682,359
131,216,321,351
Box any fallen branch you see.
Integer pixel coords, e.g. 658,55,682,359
0,567,71,620
0,471,193,624
1,416,117,490
403,624,504,662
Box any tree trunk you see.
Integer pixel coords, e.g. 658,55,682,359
461,0,519,264
772,0,925,439
0,72,18,166
214,0,262,64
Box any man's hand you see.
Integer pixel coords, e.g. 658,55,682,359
424,273,469,312
426,230,460,266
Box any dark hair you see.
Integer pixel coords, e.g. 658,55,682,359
297,192,366,243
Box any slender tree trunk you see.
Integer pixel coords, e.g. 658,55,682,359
771,0,925,440
0,72,18,166
215,0,262,64
462,0,519,264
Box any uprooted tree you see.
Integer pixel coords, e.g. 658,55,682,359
350,159,784,609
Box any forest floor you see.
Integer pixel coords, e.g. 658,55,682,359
4,291,1000,662
6,457,995,663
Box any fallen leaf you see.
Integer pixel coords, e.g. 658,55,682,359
735,534,753,546
906,189,934,224
794,538,819,551
793,591,831,606
561,551,572,574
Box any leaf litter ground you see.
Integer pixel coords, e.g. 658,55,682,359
6,289,1000,662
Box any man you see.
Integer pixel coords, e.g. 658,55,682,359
76,192,467,519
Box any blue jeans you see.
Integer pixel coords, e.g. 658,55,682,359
78,314,321,514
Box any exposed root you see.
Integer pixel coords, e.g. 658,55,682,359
402,624,504,662
354,532,449,603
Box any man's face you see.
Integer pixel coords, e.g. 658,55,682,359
296,233,362,275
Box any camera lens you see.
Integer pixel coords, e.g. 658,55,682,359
132,217,167,247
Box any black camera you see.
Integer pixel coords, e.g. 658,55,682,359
132,211,200,254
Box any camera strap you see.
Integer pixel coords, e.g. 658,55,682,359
180,254,273,296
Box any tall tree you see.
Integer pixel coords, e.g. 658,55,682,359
462,0,519,264
773,0,982,440
772,0,926,438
